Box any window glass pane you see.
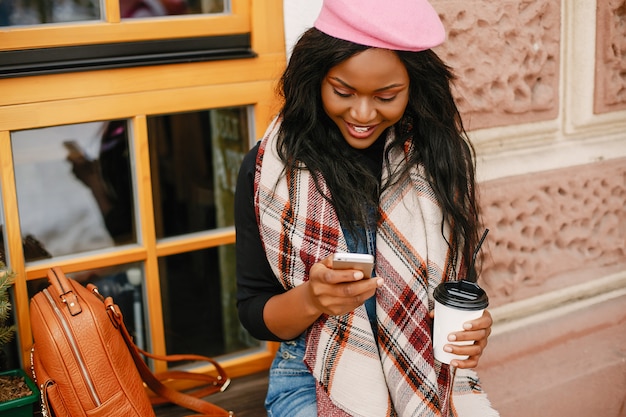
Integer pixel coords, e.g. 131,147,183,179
1,174,46,264
12,120,136,260
148,106,249,239
1,0,101,26
0,0,225,26
27,262,149,351
159,244,259,360
121,0,224,19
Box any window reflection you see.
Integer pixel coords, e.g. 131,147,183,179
1,183,51,263
121,0,224,19
0,224,52,263
0,0,224,25
159,244,259,360
12,121,135,260
27,263,148,351
1,0,100,26
148,107,249,238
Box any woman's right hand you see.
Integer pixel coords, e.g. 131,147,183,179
306,254,383,317
263,254,383,340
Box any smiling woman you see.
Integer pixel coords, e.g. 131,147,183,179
234,0,497,415
321,48,410,149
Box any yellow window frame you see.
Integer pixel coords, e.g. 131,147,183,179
0,0,285,381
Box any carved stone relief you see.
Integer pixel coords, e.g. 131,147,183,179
595,0,626,113
432,0,561,131
477,157,626,307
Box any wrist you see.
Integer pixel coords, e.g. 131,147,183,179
300,280,323,319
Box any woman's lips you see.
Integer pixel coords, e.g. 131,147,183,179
346,122,377,138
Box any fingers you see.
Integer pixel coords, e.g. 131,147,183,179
324,278,382,315
311,255,382,287
451,309,492,342
450,354,480,369
444,337,486,368
312,256,367,284
308,258,383,316
449,328,490,344
464,309,493,331
444,309,493,368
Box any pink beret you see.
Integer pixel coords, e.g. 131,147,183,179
314,0,445,52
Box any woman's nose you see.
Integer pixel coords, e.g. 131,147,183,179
349,98,376,123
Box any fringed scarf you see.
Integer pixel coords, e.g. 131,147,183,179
254,118,498,417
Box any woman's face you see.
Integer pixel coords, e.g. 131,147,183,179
321,48,410,150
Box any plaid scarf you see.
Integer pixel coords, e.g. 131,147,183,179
255,119,461,416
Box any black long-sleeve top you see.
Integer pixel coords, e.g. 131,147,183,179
235,138,385,342
235,142,284,341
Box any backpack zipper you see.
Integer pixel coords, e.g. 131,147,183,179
42,288,101,408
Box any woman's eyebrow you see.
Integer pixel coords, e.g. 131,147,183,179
329,76,406,92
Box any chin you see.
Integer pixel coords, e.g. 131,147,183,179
343,133,381,150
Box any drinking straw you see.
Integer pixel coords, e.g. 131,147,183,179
467,228,489,282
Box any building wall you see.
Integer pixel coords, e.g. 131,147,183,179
283,0,626,301
283,1,626,415
429,0,626,306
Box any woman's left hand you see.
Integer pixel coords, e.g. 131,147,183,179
441,309,493,368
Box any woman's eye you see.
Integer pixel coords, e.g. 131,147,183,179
377,96,396,103
333,89,352,98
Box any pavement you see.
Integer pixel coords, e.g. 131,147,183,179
476,289,626,417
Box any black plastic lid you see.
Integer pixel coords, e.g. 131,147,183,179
433,280,489,310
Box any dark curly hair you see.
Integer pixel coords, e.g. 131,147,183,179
275,28,481,279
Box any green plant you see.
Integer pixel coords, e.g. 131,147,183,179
0,262,15,349
0,261,37,410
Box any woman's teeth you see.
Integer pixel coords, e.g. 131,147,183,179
353,126,370,133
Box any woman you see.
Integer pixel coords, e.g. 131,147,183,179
235,0,496,415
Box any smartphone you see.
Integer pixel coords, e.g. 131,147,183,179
332,253,374,278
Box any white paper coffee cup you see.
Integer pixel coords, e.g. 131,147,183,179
432,280,488,364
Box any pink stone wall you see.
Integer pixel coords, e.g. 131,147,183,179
432,0,561,131
477,157,626,307
595,0,626,113
414,3,626,411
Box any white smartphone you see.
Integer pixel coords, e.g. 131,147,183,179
332,253,374,278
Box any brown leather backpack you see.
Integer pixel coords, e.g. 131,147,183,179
30,267,233,416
